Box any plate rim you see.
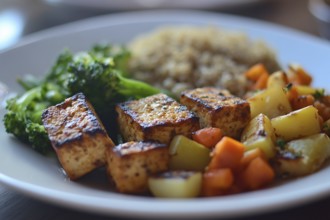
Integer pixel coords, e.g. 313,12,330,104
1,9,330,219
47,0,264,10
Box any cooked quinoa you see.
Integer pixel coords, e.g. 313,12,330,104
128,26,280,97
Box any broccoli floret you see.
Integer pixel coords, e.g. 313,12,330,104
67,52,163,120
25,123,51,154
90,44,131,77
4,51,71,154
3,83,66,154
45,49,74,89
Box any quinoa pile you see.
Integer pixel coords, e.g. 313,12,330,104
128,26,280,97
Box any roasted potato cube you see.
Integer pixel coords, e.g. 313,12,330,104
148,171,202,198
266,71,288,88
42,93,115,180
106,141,169,194
180,87,250,139
241,113,276,159
271,105,321,141
116,93,199,144
248,84,292,119
169,135,211,171
295,85,319,95
275,133,330,177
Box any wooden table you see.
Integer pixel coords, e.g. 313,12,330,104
1,0,329,219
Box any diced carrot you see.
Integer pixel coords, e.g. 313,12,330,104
244,63,269,81
252,72,269,90
240,148,266,169
240,157,275,190
315,100,330,122
201,168,234,197
192,127,223,148
288,65,313,85
286,85,299,103
244,63,269,90
290,95,315,111
207,137,245,171
225,183,243,195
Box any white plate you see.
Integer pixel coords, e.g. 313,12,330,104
47,0,264,10
1,10,330,219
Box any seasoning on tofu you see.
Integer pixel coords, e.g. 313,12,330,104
180,87,251,139
106,141,169,194
115,93,200,144
42,93,115,180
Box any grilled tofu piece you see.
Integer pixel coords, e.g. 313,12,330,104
180,87,250,139
42,93,115,180
106,141,169,194
116,93,200,144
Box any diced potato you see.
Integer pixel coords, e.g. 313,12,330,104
295,85,318,95
248,84,292,119
148,171,202,198
241,114,276,159
275,133,330,177
271,105,321,141
267,71,288,88
169,135,211,171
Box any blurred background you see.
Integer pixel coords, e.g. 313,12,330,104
0,0,329,51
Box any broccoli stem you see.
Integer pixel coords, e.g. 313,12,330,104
117,74,164,99
15,87,43,118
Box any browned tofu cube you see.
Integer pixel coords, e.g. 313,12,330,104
180,87,250,139
106,141,169,194
115,93,200,144
42,93,115,180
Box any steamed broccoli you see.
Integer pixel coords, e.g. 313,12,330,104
3,83,66,154
3,44,167,154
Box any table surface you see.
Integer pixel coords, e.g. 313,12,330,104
1,0,330,219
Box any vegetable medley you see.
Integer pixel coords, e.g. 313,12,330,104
158,63,330,197
3,44,330,198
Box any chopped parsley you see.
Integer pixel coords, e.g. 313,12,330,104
313,89,325,100
276,138,286,149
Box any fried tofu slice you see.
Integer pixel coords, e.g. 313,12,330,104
42,93,115,180
180,87,250,139
116,93,200,144
106,141,169,194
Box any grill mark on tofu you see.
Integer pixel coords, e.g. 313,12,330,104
116,93,200,144
42,93,106,148
42,93,115,180
113,141,167,156
181,87,250,139
118,94,197,127
184,88,245,111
